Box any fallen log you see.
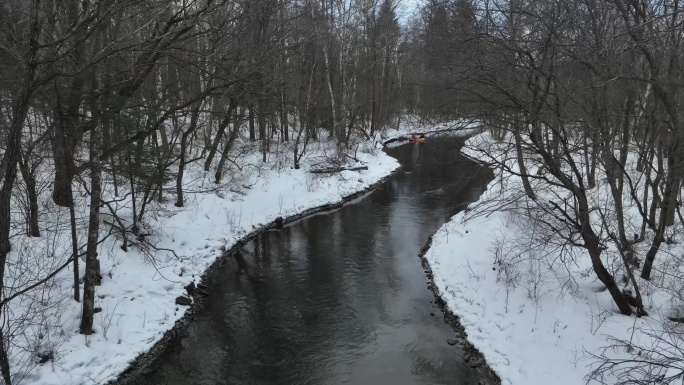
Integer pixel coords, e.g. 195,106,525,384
310,166,369,174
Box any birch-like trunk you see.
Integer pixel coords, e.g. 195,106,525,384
79,118,102,335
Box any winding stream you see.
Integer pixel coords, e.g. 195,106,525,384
123,136,492,385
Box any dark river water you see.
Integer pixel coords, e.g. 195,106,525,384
126,136,492,385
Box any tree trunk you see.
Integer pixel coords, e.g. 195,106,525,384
281,94,289,142
102,111,118,197
204,100,237,171
663,153,680,227
512,122,536,200
583,128,596,189
175,104,202,207
642,143,680,280
0,328,11,385
588,246,632,315
79,122,102,334
69,201,80,302
249,105,256,141
51,106,81,207
214,117,242,184
0,93,30,385
0,3,41,380
322,46,338,144
648,145,664,228
128,154,138,235
80,29,105,331
17,153,40,237
603,97,633,248
51,0,87,208
379,41,393,132
259,108,267,162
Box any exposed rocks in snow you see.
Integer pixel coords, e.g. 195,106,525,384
418,235,501,385
184,282,196,296
174,296,192,306
274,216,284,228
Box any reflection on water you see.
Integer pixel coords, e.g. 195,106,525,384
125,136,492,385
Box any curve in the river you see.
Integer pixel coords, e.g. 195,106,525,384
119,135,493,385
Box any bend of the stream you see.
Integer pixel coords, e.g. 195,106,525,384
124,136,493,385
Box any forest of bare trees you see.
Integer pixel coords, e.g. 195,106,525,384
420,0,684,382
1,0,684,383
0,0,409,382
458,0,682,313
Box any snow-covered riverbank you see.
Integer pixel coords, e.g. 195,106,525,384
423,132,684,385
23,140,403,385
24,119,483,385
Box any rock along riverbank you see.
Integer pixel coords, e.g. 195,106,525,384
419,236,501,385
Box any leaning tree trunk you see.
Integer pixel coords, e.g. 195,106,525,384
204,99,237,171
583,207,633,315
529,131,633,315
214,118,242,184
512,122,536,200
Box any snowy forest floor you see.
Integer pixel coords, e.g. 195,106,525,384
424,132,684,385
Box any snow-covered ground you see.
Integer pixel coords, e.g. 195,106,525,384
424,132,684,385
13,117,479,385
